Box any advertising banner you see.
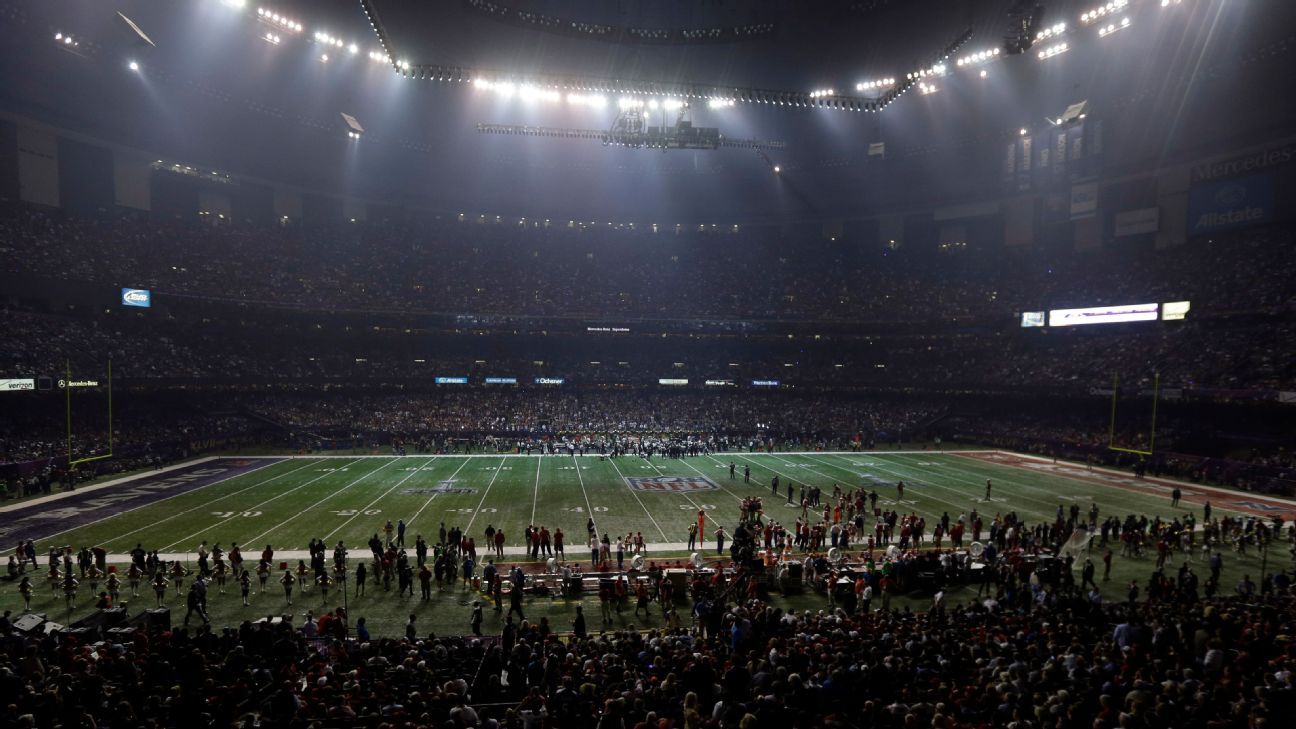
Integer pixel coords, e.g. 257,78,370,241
1187,173,1274,234
1113,207,1159,237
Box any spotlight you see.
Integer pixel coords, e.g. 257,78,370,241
980,69,987,78
320,53,328,62
773,165,781,173
1019,128,1028,135
348,43,358,54
128,60,139,71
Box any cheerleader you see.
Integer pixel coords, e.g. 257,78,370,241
213,560,228,594
316,572,332,604
238,569,252,607
62,573,79,610
46,563,62,597
106,571,121,605
127,563,143,597
168,561,189,595
279,569,296,606
295,560,311,593
151,572,169,607
85,564,102,595
18,575,33,612
256,560,271,593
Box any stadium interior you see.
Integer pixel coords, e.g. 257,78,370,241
1,0,1294,727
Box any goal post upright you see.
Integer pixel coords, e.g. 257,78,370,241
1108,371,1158,458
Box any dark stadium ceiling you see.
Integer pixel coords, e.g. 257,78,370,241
2,0,1294,224
364,0,986,94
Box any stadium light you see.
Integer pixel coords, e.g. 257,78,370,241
1037,42,1069,59
773,165,781,173
1098,17,1132,37
1080,0,1129,23
1036,22,1067,41
128,60,139,71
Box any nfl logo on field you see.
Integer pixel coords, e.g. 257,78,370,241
625,476,718,492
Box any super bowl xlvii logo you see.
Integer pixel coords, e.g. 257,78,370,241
625,476,719,492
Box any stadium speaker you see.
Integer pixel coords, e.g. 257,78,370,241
72,606,128,632
11,613,46,634
141,604,169,627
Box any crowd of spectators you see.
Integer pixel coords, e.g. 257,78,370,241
2,204,1293,324
3,307,1292,394
0,561,1292,728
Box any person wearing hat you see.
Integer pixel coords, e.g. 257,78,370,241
470,601,484,636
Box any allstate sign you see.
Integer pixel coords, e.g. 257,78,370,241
121,288,152,308
1187,174,1274,234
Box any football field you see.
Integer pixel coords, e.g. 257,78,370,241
17,449,1291,559
6,449,1292,637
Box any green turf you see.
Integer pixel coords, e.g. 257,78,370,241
5,451,1286,637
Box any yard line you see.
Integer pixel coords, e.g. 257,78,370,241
530,455,543,525
55,459,319,551
406,457,471,532
157,458,367,552
923,453,1109,505
572,455,597,532
238,457,399,548
723,452,972,516
640,456,727,530
606,457,670,541
802,453,1001,516
321,456,438,542
462,458,509,535
675,456,748,507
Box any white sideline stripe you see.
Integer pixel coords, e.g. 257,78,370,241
0,456,221,513
607,457,669,541
322,457,438,542
156,458,362,552
238,458,397,548
130,542,708,564
28,459,305,548
238,450,997,459
406,458,473,533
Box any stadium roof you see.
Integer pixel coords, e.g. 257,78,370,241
1,0,1293,223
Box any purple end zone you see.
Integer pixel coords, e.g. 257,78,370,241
0,458,285,546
